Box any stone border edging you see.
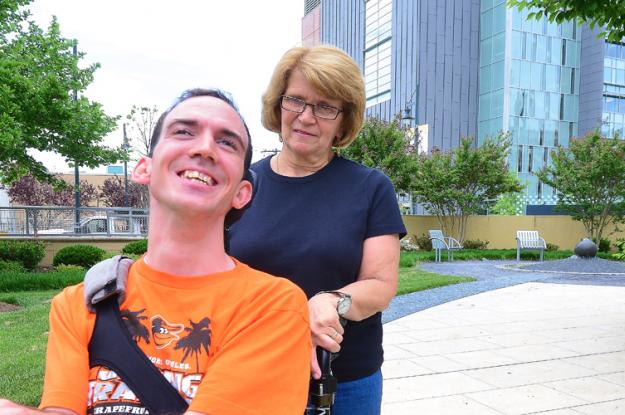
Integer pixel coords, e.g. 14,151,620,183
496,263,625,276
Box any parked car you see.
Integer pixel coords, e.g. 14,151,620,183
38,215,145,235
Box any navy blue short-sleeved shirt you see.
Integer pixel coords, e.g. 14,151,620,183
229,155,406,381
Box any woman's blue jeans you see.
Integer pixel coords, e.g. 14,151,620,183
332,369,382,415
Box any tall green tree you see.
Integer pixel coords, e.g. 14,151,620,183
508,0,625,42
339,118,419,194
537,132,625,241
412,136,522,242
0,0,123,184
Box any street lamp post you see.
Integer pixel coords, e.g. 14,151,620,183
73,40,81,233
123,123,129,207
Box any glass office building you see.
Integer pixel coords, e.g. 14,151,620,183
479,1,581,202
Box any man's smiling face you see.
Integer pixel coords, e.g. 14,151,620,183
134,95,252,219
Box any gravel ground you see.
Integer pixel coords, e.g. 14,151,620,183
382,259,625,323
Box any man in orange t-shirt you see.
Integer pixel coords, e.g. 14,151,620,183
0,89,311,415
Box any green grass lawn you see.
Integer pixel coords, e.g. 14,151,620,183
0,290,57,406
0,257,478,405
398,267,475,295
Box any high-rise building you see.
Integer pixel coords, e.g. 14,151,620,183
480,4,582,202
304,0,623,207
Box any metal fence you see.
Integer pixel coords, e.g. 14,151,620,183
401,194,563,216
0,206,148,237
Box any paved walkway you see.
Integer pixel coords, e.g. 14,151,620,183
381,261,625,414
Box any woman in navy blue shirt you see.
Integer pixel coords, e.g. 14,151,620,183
229,45,406,414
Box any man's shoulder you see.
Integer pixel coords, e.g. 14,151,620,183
53,282,87,307
49,282,96,330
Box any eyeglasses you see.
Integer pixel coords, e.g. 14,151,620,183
280,95,343,120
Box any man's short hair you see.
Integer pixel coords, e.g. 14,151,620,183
150,88,253,173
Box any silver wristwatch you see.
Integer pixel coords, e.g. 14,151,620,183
319,290,352,317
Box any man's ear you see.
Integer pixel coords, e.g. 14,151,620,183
131,156,152,185
231,179,253,210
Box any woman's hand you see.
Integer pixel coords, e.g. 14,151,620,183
307,293,344,379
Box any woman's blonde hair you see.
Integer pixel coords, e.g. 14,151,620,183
261,45,366,148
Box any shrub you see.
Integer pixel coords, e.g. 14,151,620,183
122,239,148,255
413,234,432,251
400,236,418,252
546,243,559,252
614,239,625,261
0,260,26,273
462,239,489,249
53,245,106,268
0,240,45,270
592,237,611,253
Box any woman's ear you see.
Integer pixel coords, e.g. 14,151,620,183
131,156,151,185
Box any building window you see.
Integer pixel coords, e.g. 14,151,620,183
517,145,524,173
364,0,392,106
528,146,533,173
554,128,559,147
602,43,625,138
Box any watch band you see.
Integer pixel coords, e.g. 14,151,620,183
316,290,349,299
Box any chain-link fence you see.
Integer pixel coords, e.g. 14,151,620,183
0,206,148,237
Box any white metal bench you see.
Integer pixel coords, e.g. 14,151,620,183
515,230,546,261
429,230,463,262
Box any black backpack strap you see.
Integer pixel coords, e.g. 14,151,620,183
88,295,189,415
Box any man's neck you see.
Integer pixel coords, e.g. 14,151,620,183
143,209,234,276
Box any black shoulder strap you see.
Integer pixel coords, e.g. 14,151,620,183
88,295,189,415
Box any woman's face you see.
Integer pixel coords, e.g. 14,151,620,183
280,69,344,159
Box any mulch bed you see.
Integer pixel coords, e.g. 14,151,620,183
0,302,20,312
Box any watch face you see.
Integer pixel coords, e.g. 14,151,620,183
337,296,351,316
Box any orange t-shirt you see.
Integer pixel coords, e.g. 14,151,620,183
40,258,311,415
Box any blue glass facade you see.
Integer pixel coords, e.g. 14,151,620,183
479,3,580,201
602,42,625,138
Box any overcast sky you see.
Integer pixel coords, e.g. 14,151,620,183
28,0,304,173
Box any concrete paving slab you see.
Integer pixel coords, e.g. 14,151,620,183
464,359,598,388
443,349,522,369
381,395,504,415
572,399,625,414
383,371,493,403
466,384,588,414
544,377,625,403
598,372,625,387
382,282,625,414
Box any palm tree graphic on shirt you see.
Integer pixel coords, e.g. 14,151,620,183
175,317,211,372
121,308,150,344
